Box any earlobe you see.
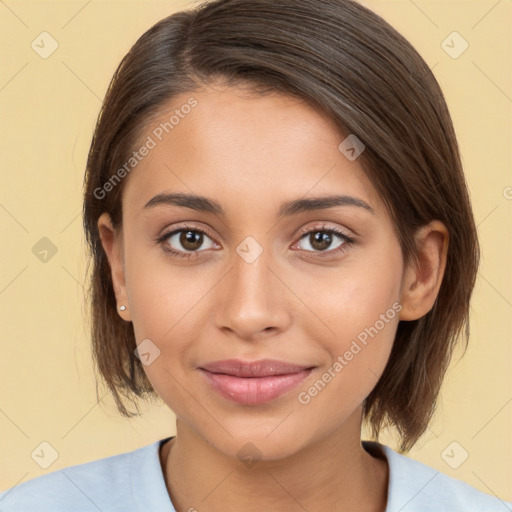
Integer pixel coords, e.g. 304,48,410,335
97,212,132,322
399,220,449,321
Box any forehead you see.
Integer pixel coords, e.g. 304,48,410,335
121,84,382,218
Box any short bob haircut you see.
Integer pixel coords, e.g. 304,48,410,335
82,0,479,452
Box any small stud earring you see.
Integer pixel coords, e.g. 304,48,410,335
119,305,127,311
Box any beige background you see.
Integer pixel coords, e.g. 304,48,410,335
1,0,511,501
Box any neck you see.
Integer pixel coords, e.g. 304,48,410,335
160,409,389,512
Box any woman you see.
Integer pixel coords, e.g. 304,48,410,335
1,0,510,510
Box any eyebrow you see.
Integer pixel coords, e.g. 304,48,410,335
143,192,375,217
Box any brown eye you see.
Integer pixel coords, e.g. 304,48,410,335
297,229,347,253
308,231,334,251
179,230,204,251
158,227,217,257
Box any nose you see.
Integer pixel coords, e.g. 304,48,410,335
213,245,292,341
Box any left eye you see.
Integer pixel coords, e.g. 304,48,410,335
296,229,351,253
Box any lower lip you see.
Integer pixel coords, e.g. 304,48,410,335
199,368,314,405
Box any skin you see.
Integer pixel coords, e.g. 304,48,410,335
98,82,448,512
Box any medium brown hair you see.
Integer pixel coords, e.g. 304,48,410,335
82,0,479,451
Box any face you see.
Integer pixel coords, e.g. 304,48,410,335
101,83,412,460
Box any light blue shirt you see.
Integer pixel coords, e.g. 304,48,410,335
1,436,510,511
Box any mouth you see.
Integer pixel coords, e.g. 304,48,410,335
198,359,316,405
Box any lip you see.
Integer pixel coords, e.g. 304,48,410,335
198,359,315,405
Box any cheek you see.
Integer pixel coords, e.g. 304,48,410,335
125,260,202,408
295,284,400,419
292,243,403,347
293,243,403,408
125,239,206,338
123,248,215,396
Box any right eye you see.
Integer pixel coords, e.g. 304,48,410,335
156,225,218,259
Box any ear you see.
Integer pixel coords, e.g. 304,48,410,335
399,220,449,321
97,212,132,322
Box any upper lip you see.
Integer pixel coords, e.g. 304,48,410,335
199,359,314,377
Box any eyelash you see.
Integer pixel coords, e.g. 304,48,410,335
155,223,356,260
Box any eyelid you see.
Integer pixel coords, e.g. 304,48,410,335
159,221,356,242
158,222,217,241
295,222,356,241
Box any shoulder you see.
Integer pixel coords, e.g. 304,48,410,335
364,442,512,512
0,438,173,512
